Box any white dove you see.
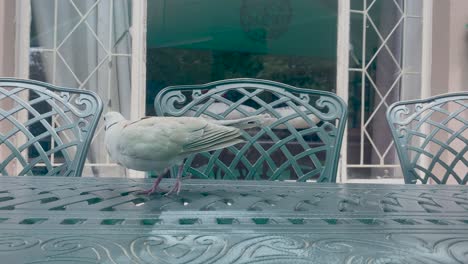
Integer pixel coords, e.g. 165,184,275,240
103,112,272,195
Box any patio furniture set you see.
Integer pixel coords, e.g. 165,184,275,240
0,78,466,263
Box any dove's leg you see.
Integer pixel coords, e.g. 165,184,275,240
139,169,168,195
165,164,183,195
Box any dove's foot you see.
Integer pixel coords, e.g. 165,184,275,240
139,175,165,196
165,177,182,196
138,186,166,196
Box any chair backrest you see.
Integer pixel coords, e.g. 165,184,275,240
155,78,347,182
387,92,467,184
0,78,103,176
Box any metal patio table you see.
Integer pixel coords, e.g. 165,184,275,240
0,177,467,264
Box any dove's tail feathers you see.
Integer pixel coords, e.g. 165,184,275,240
213,114,274,129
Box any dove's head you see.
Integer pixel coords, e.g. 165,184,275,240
103,111,125,131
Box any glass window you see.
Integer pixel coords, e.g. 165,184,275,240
28,0,133,177
346,0,423,181
146,0,338,115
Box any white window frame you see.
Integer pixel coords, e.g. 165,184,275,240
130,0,147,121
336,0,350,182
15,0,148,178
11,0,31,176
129,0,148,178
336,0,433,183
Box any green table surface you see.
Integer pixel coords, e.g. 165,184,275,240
0,176,467,263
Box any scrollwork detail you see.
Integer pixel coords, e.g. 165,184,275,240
434,238,468,263
58,93,98,118
160,91,191,116
60,92,71,102
192,89,203,99
225,235,311,263
73,94,95,117
397,126,407,138
77,118,90,133
390,105,410,124
298,93,310,103
414,103,424,112
312,238,436,264
0,235,40,251
39,236,132,263
313,96,343,120
130,235,227,264
386,234,468,264
390,101,439,126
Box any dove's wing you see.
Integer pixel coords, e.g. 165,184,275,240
181,119,244,155
116,117,243,161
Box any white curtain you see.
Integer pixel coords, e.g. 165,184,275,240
30,0,132,176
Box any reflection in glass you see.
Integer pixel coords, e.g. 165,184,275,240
146,0,338,115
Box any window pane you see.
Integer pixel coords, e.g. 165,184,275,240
146,0,338,115
28,0,133,177
347,0,423,181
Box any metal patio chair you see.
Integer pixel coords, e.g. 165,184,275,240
0,78,103,176
155,78,347,182
387,92,467,184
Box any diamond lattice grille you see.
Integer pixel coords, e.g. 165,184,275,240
155,79,347,182
29,0,132,176
348,0,424,174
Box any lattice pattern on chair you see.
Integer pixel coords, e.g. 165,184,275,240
387,92,468,184
0,79,103,176
155,78,347,182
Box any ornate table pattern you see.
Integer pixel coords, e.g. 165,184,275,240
0,177,467,263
